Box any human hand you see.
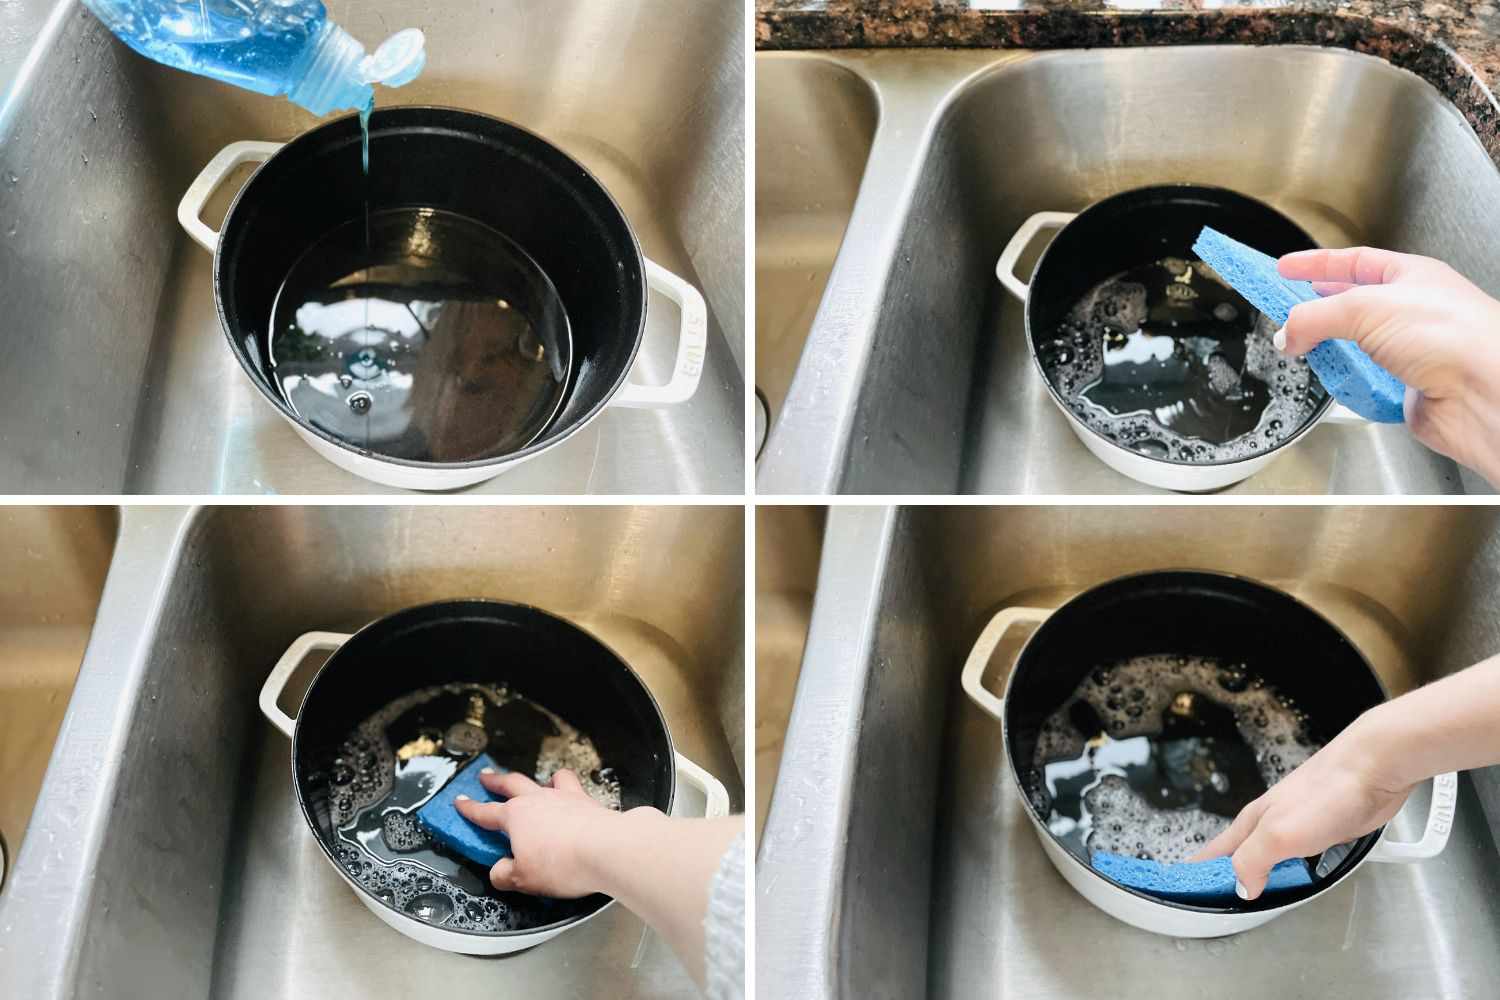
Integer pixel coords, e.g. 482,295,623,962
1276,247,1500,485
1190,710,1414,899
453,767,657,898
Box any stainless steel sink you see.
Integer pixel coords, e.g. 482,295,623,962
755,59,876,457
756,48,1500,494
759,505,1500,998
0,507,115,893
0,0,743,494
0,505,745,999
754,504,824,844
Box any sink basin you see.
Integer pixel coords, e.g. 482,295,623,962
759,505,1500,998
0,0,743,494
754,505,825,844
755,59,876,456
756,47,1500,494
0,506,744,999
0,507,115,891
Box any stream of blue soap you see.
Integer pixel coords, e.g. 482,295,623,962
360,96,373,175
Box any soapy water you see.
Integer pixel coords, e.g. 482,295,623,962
1037,258,1328,464
1081,776,1232,865
269,207,571,463
324,681,620,932
1026,655,1322,867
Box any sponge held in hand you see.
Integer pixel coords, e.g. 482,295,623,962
415,752,512,868
1092,852,1313,904
1192,226,1406,423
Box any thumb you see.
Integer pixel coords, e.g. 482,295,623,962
489,857,518,891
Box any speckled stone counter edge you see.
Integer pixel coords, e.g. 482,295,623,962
756,7,1500,168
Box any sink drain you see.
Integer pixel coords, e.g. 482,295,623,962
0,830,7,892
754,387,769,459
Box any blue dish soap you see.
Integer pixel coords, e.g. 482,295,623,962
81,0,425,116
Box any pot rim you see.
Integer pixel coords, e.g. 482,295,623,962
288,597,677,939
1022,182,1336,471
999,568,1388,915
212,105,648,474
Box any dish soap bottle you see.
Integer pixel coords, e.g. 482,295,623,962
81,0,425,115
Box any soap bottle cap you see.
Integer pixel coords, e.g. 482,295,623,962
363,29,427,88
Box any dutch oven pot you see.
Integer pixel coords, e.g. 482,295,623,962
257,599,730,954
178,107,707,491
994,185,1367,492
959,571,1457,938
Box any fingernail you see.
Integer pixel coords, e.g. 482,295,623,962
480,767,496,775
1273,326,1287,352
1234,879,1250,900
455,794,470,802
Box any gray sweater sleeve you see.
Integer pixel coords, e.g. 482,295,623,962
702,829,746,1000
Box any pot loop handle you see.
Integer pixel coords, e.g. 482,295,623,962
260,630,351,738
179,141,284,252
611,258,709,410
995,211,1075,304
1366,771,1459,863
959,606,1052,723
674,751,731,819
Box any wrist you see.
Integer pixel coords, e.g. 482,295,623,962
582,806,669,899
1350,701,1423,792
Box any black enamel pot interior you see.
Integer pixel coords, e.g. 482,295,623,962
1024,184,1335,464
289,599,675,940
1004,570,1388,913
214,106,646,470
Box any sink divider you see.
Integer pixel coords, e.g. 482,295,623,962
758,59,975,494
0,508,202,996
758,506,964,998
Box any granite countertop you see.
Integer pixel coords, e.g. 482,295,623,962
756,0,1500,162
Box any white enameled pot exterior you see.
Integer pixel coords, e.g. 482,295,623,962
260,630,731,955
180,141,708,491
995,211,1367,493
960,605,1458,937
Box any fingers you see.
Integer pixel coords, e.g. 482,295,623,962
550,768,585,794
1190,795,1269,863
481,769,540,798
454,795,508,832
1229,820,1298,901
1310,281,1355,297
1280,286,1381,356
1278,246,1421,286
489,857,517,891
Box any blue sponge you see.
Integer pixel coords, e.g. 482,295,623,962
416,752,512,868
1092,852,1313,903
1192,226,1406,423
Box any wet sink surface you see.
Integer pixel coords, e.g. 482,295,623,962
0,508,115,888
755,60,876,456
1,506,744,999
1,0,743,494
753,505,824,845
756,48,1500,494
759,506,1500,998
